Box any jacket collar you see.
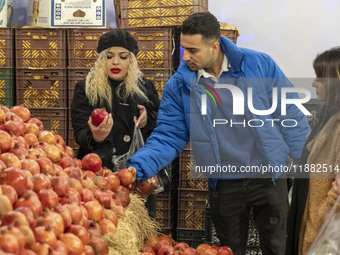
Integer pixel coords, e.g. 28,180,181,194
177,35,246,90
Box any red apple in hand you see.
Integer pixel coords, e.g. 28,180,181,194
91,108,108,126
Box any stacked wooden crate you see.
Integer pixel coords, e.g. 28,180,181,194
15,28,68,138
0,28,14,107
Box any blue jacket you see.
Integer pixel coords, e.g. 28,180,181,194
127,36,311,190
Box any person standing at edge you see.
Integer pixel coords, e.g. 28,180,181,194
286,47,340,255
127,12,310,255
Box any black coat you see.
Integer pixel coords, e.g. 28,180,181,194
70,77,160,171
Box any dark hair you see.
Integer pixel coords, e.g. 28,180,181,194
181,12,220,42
313,47,340,120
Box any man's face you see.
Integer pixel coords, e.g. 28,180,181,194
180,33,215,71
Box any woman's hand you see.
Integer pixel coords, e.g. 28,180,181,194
333,175,340,195
88,113,114,142
134,104,148,128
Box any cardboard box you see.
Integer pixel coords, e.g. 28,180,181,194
0,0,13,27
27,0,106,28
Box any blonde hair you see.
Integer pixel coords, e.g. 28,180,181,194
85,50,149,110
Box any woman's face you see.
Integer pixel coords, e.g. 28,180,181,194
105,47,130,81
312,77,326,102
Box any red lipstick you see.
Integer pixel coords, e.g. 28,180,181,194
111,68,121,74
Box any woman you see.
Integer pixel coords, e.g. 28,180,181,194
286,47,340,255
71,29,160,171
71,30,160,216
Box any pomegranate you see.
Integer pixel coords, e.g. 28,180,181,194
55,135,66,148
0,108,6,122
37,157,55,176
84,245,95,255
110,199,125,218
38,131,57,145
44,145,62,163
22,133,39,148
140,246,156,254
32,173,52,192
0,159,6,171
17,224,36,249
8,142,29,159
15,206,37,229
34,226,58,249
14,193,43,214
104,174,120,192
174,242,190,252
31,242,50,255
183,248,198,255
66,224,89,246
157,245,175,255
0,194,12,219
196,244,211,254
115,188,130,207
84,200,103,222
98,218,117,234
1,211,29,226
64,166,83,180
24,123,40,136
0,152,22,168
84,170,97,179
81,175,96,191
92,175,111,191
218,246,233,255
0,130,12,152
146,236,161,251
59,233,84,255
103,209,118,226
53,204,72,229
51,175,69,197
0,166,27,196
117,168,136,186
0,233,20,254
65,146,75,158
88,221,102,238
11,105,31,122
21,159,40,175
1,184,18,205
91,108,109,126
138,179,156,195
202,248,218,255
82,153,102,172
87,235,108,255
36,210,64,237
81,188,94,203
38,189,59,209
58,155,77,169
0,120,22,136
65,204,83,224
28,118,44,131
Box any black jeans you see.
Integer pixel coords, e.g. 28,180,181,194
145,194,156,218
209,177,288,255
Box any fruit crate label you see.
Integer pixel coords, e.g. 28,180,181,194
27,0,106,28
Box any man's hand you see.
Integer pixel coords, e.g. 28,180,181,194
88,113,113,142
134,104,147,128
127,166,137,183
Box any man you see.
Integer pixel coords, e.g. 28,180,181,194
127,12,310,255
